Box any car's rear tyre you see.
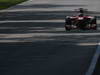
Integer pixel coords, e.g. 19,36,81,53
65,26,71,31
65,17,72,31
90,17,97,30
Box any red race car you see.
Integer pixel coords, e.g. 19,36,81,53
65,8,97,31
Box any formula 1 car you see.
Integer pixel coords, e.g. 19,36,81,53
65,8,97,31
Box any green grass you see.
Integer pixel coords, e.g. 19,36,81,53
0,0,27,9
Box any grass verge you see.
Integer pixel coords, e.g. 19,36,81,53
0,0,27,10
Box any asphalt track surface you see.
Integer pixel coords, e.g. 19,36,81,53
0,0,100,75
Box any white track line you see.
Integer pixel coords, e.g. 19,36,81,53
0,20,100,23
0,20,64,23
0,33,100,36
85,42,100,75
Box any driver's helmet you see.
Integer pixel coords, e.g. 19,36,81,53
79,8,84,13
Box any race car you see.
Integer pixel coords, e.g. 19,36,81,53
65,8,97,31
